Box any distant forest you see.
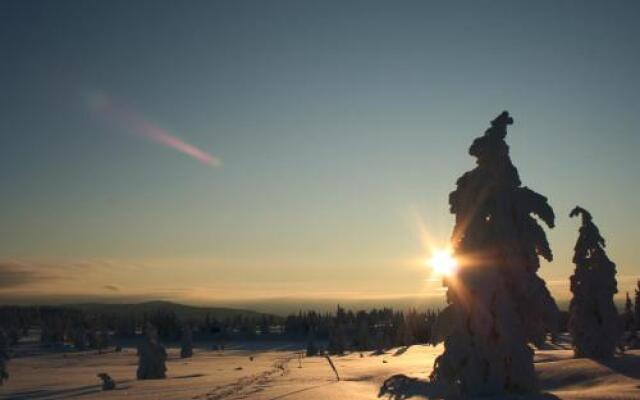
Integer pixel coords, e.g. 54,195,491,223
0,303,439,354
0,298,636,355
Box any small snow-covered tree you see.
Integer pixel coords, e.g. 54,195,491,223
328,322,347,355
180,323,193,358
98,330,110,352
355,320,371,351
568,206,620,359
306,329,319,356
87,327,99,349
137,323,167,379
634,280,640,330
394,313,413,347
73,325,86,351
259,316,271,336
430,112,559,396
624,293,634,332
629,281,640,349
623,291,640,349
0,329,9,385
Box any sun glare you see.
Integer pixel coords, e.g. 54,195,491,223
427,249,458,277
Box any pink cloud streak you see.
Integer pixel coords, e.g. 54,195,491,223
89,93,221,167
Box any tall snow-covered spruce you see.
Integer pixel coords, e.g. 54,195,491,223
430,112,559,396
568,206,620,359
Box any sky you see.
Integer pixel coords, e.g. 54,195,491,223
1,0,639,312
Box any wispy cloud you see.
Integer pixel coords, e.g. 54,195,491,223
88,91,221,167
0,263,40,288
0,260,58,289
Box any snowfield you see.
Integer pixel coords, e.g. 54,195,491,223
1,343,639,399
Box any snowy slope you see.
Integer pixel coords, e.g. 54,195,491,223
1,344,639,399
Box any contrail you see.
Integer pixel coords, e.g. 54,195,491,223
88,92,221,167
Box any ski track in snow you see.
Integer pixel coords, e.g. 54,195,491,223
193,356,293,400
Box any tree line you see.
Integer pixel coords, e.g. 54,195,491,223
0,304,439,353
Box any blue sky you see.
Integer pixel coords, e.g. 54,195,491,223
0,0,638,308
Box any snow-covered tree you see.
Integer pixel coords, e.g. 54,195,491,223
87,327,99,350
430,111,559,396
98,330,110,352
634,280,640,330
73,325,86,351
622,292,640,349
259,316,271,336
327,322,347,355
629,281,640,349
568,206,620,359
306,329,319,356
355,320,371,351
624,293,634,332
393,313,413,347
0,330,9,385
137,323,167,379
180,323,193,358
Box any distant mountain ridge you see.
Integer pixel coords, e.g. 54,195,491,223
63,300,269,320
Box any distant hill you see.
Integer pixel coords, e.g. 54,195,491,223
64,300,269,320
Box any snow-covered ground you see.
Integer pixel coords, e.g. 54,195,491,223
1,343,639,399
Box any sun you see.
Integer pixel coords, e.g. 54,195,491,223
427,248,458,277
